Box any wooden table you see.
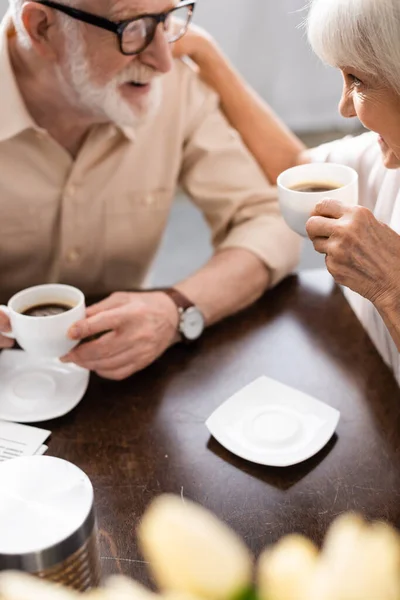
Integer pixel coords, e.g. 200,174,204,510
46,270,400,584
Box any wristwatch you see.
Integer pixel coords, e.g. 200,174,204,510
162,288,205,341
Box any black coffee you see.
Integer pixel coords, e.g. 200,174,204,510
21,302,73,317
290,181,341,193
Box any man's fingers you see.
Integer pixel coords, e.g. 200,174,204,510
68,308,125,341
313,198,346,219
96,366,136,382
71,348,136,373
86,293,131,317
0,311,14,347
0,311,11,332
62,331,119,363
86,299,115,317
0,334,15,349
306,216,336,240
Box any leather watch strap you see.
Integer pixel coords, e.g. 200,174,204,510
160,288,194,311
153,287,204,343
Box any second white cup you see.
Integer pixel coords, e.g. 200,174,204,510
277,163,359,237
0,284,85,359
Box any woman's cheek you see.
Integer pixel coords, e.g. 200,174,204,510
352,98,377,132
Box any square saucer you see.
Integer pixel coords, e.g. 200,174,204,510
206,376,340,467
0,351,90,423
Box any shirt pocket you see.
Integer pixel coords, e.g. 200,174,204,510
0,197,52,274
0,202,39,236
103,188,174,290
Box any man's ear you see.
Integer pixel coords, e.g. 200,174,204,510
20,3,58,58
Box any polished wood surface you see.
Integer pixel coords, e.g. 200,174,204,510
44,270,400,584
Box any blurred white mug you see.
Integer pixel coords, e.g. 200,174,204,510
0,284,85,358
277,163,359,237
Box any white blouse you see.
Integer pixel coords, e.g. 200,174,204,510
310,132,400,384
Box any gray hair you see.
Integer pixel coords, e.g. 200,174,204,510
9,0,77,47
307,0,400,95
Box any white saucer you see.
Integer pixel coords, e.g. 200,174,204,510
206,376,340,467
0,351,90,423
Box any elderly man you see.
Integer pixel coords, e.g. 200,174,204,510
0,0,300,380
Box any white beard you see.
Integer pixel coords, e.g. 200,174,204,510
56,22,162,129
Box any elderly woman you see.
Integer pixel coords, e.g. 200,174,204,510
173,0,400,383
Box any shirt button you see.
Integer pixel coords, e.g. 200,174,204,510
66,248,80,263
107,124,117,138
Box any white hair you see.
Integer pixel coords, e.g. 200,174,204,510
9,0,76,47
307,0,400,95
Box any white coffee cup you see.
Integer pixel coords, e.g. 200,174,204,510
0,284,85,358
277,163,359,237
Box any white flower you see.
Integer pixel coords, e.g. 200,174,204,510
104,576,159,600
257,534,318,600
0,572,79,600
138,495,252,600
307,514,400,600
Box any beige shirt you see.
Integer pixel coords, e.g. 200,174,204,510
0,15,300,304
311,132,400,384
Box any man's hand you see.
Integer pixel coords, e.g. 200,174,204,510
0,311,14,349
306,199,400,308
61,292,179,381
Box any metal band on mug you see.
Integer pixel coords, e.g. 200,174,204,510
0,506,96,572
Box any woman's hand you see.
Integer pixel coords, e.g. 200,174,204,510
172,22,215,70
306,199,400,309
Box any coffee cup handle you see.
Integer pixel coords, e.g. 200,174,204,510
0,305,15,339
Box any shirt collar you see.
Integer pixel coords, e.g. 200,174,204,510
120,126,136,142
0,12,41,142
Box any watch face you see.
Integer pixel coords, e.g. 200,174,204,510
181,307,205,341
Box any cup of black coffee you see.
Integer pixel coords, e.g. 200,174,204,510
21,302,74,318
0,284,85,358
277,163,359,236
289,182,341,193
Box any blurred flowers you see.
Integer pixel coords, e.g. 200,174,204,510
138,495,252,600
1,495,400,600
257,534,318,600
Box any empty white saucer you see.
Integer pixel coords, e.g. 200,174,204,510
0,351,90,423
206,376,340,467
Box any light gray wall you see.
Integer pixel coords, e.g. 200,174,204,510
193,0,356,132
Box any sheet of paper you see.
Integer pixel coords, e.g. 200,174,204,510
0,420,50,462
35,445,48,456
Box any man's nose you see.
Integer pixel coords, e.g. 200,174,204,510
140,23,174,74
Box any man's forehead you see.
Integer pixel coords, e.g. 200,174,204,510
82,0,179,18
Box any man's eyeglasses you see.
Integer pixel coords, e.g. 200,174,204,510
35,0,196,56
